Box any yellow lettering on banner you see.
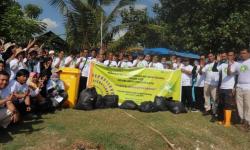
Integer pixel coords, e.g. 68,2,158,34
87,62,182,104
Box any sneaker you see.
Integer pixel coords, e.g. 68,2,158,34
202,110,211,116
191,108,199,112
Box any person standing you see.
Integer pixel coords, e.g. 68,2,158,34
181,58,194,111
194,55,206,111
216,51,238,126
228,48,250,130
201,53,220,122
52,50,65,69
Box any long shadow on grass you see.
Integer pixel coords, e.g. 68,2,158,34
0,118,45,144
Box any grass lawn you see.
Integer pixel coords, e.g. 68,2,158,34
1,109,250,150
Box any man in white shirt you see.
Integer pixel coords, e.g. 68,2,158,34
9,48,27,81
217,51,238,124
201,53,220,122
194,55,206,111
149,55,164,70
104,52,118,67
173,57,184,70
0,71,19,128
181,58,194,110
52,50,65,69
118,55,133,68
229,48,250,129
75,50,89,92
132,54,150,68
64,51,78,68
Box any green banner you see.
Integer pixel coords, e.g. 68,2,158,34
88,63,182,104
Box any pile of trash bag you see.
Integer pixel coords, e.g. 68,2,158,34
74,88,119,110
74,88,187,114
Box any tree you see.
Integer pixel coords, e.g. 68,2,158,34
0,2,46,44
154,0,250,52
49,0,136,49
24,4,43,19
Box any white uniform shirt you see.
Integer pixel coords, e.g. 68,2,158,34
52,57,65,68
9,59,26,81
118,61,133,68
132,60,149,68
235,59,250,90
173,63,184,70
202,62,219,86
9,80,29,102
217,62,238,89
195,65,205,87
104,60,118,67
181,65,193,86
149,62,164,70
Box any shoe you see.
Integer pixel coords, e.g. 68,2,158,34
191,108,199,112
210,115,218,123
202,110,211,116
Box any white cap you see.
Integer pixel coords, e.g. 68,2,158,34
49,50,55,54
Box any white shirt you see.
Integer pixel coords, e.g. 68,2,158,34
0,86,11,107
173,63,184,70
9,80,29,101
132,60,149,68
9,59,26,81
52,57,65,68
65,56,76,68
181,65,193,86
104,60,118,67
149,62,164,70
235,59,250,90
79,57,91,77
217,62,238,89
195,65,205,87
118,61,133,68
202,62,219,86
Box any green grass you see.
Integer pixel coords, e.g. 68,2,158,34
1,109,250,150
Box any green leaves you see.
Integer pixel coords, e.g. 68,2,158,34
0,2,46,44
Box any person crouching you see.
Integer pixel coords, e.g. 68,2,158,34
9,69,32,115
46,69,68,108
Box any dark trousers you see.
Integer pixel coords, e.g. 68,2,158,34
195,87,205,111
217,89,235,121
181,86,194,108
78,76,88,95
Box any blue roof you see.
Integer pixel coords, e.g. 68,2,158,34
143,48,200,59
143,48,174,55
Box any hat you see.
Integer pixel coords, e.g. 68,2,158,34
3,42,15,52
49,50,55,55
51,68,62,73
15,48,25,57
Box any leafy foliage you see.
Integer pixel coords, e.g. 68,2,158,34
0,1,46,44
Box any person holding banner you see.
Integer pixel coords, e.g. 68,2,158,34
149,55,164,70
118,54,133,68
181,58,195,111
132,54,150,68
104,52,118,67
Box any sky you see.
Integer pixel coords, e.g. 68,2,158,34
18,0,160,38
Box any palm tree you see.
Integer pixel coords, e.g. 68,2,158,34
49,0,136,49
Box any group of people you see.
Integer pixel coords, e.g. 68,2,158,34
1,39,250,131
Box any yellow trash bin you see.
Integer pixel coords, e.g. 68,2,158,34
59,67,80,108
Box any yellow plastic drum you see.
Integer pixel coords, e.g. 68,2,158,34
59,68,80,108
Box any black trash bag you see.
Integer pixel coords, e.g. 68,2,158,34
139,101,158,113
154,96,168,111
74,88,98,110
95,95,106,109
166,100,187,114
120,100,138,110
103,95,119,108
